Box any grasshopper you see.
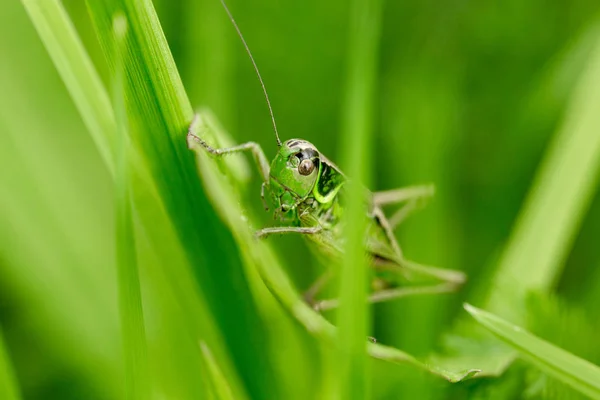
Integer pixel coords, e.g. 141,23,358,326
187,0,466,311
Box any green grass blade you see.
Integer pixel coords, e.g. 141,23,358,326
200,342,235,400
0,327,21,400
21,0,249,397
182,0,235,127
465,304,600,400
475,26,600,375
112,14,148,399
336,0,383,397
84,0,266,397
435,27,600,377
484,32,600,322
20,0,117,175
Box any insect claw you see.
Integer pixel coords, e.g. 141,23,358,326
303,292,316,308
312,302,323,313
186,132,197,149
260,183,269,211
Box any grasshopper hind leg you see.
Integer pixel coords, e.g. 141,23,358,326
302,270,334,306
300,185,465,311
374,256,466,286
255,226,322,239
373,184,434,230
372,188,467,286
306,258,464,312
312,282,459,312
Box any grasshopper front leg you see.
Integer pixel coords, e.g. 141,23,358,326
187,113,271,183
255,226,322,239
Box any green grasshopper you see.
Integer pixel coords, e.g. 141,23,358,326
187,0,466,311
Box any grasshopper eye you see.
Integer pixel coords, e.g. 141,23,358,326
298,159,315,176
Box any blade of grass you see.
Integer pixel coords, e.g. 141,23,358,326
484,30,600,322
21,0,249,397
21,0,117,175
84,0,269,397
112,14,148,399
465,304,600,400
0,327,21,400
200,342,235,400
13,2,124,396
335,0,383,397
436,27,600,377
182,0,236,127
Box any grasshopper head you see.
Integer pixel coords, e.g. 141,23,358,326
269,139,320,199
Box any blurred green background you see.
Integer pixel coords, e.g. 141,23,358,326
2,0,600,398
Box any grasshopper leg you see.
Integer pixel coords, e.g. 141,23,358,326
312,282,458,312
374,256,466,286
371,206,466,285
260,182,269,211
387,200,422,230
372,184,434,206
255,226,322,239
373,184,434,230
303,270,334,306
187,113,271,182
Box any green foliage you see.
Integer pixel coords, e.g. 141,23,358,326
432,20,600,380
524,293,600,400
112,13,149,400
2,0,600,398
466,304,600,399
0,327,21,400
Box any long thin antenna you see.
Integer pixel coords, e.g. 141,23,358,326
219,0,282,147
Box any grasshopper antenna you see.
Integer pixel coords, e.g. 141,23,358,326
219,0,282,147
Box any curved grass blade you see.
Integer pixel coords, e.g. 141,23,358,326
112,14,148,399
21,0,251,397
20,0,117,175
0,327,21,400
84,0,270,397
435,26,600,377
200,342,236,400
465,304,600,400
484,30,600,323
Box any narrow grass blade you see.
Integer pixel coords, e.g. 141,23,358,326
20,0,117,175
200,342,235,400
335,0,383,397
85,0,265,397
112,14,148,399
465,304,600,400
436,27,600,377
484,31,600,322
0,327,21,400
22,0,249,397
